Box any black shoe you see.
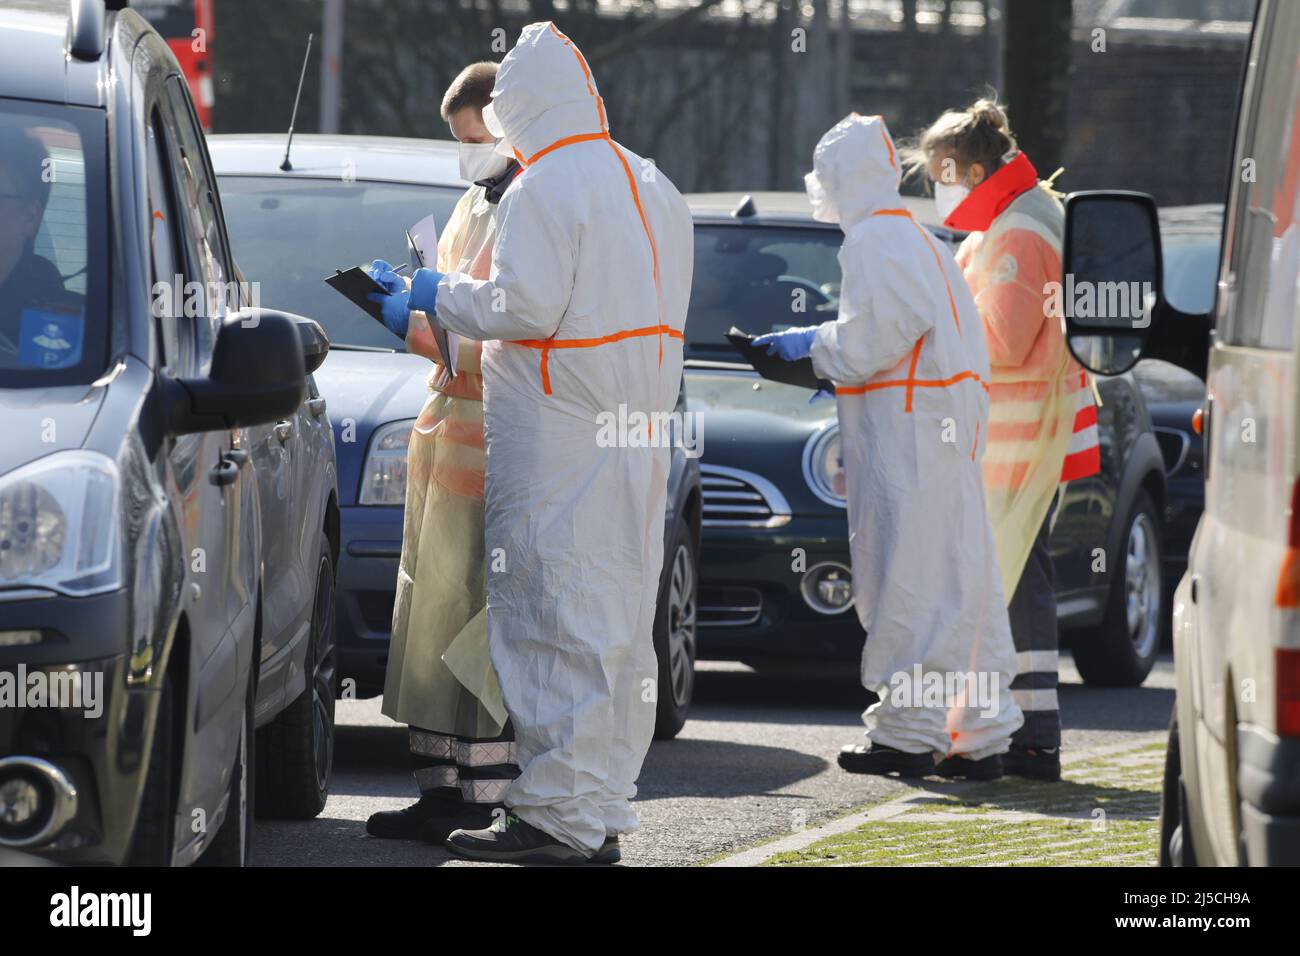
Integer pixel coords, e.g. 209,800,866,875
589,836,620,865
366,793,462,840
419,803,504,845
837,742,934,777
445,812,589,865
1003,746,1061,781
935,753,1004,781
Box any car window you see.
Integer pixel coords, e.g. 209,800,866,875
685,224,843,361
1221,0,1300,351
1162,233,1222,316
217,175,461,349
0,99,108,387
164,76,228,368
146,109,200,377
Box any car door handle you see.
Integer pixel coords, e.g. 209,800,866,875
307,397,327,418
273,421,294,444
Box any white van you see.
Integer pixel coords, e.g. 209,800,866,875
1060,0,1299,866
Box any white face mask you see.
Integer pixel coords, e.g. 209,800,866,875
804,171,839,224
933,180,970,223
480,101,517,161
458,141,510,182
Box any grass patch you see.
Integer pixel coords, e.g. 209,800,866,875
763,741,1165,867
765,818,1158,867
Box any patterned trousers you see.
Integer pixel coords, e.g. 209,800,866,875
409,724,519,805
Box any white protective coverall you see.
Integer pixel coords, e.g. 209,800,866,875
431,22,694,853
806,115,1023,759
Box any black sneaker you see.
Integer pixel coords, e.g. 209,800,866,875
445,812,589,865
1003,746,1061,781
837,742,934,777
419,803,504,845
589,836,620,865
366,793,462,840
934,753,1004,781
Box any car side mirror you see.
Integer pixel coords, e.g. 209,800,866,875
293,314,331,374
162,309,307,435
1061,190,1212,380
1060,191,1161,376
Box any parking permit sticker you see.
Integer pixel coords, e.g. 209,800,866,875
18,306,84,369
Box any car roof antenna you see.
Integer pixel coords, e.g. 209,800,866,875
280,33,315,172
732,195,757,218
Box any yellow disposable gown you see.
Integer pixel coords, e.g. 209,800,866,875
381,184,508,736
955,179,1097,599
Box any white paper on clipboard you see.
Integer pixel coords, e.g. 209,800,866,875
406,213,459,376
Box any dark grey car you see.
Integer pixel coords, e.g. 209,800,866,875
0,1,338,865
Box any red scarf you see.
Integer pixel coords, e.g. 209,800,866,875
943,151,1039,232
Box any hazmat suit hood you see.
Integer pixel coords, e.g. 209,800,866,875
804,114,901,228
483,22,606,162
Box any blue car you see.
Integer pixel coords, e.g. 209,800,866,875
210,135,703,737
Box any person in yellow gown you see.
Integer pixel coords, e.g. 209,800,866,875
366,63,522,844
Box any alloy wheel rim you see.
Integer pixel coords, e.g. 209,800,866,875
311,554,337,793
1125,512,1161,660
667,543,696,708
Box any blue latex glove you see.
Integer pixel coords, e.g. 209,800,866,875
753,325,818,362
367,259,406,295
408,267,445,315
367,288,411,337
810,386,835,404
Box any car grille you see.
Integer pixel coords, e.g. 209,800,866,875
699,585,763,627
700,464,791,528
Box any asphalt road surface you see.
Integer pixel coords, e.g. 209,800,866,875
253,653,1176,867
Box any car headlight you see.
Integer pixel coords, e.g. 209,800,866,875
0,451,122,596
803,424,847,507
358,420,414,505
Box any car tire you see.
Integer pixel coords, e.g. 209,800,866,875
653,520,698,740
198,669,255,867
126,672,175,866
1073,490,1163,687
1158,708,1198,866
257,532,336,819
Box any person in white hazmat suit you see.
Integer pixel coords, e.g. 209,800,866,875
754,115,1022,779
366,22,694,864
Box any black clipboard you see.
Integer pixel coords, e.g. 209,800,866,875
726,327,832,392
325,266,402,340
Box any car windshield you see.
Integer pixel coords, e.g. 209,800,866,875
0,100,108,388
217,176,462,349
685,224,843,362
